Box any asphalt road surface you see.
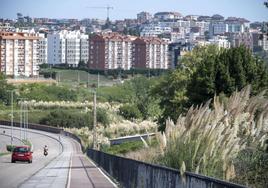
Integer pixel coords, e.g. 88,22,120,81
0,126,61,188
0,125,116,188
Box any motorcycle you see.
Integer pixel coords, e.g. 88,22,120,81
44,149,48,156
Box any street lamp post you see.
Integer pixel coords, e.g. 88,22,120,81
7,90,14,145
93,89,97,149
11,91,14,145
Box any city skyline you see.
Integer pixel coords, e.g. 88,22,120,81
0,0,267,22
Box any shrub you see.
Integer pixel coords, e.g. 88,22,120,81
6,145,16,152
119,104,142,120
39,110,93,129
39,108,110,128
96,108,110,127
233,148,268,188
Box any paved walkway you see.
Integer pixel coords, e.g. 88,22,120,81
69,138,116,188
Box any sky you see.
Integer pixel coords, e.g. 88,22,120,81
0,0,267,22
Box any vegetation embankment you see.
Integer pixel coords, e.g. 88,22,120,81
126,86,268,187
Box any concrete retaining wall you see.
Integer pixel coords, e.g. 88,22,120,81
87,149,247,188
0,120,63,134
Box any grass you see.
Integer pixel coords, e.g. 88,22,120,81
0,108,87,125
42,68,117,87
0,152,10,157
102,141,145,155
102,138,158,155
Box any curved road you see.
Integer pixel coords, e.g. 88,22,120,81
0,126,61,188
0,125,116,188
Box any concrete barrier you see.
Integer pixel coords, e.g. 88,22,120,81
0,120,63,134
61,131,85,151
87,149,247,188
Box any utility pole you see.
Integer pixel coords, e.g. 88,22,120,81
77,70,80,83
93,90,97,149
26,103,28,140
23,101,26,140
97,73,100,88
18,98,24,140
10,90,14,146
87,73,90,88
20,101,22,140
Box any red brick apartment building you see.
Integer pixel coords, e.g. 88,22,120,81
88,33,169,70
88,33,135,70
132,37,168,69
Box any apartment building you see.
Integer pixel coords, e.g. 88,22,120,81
0,31,40,77
209,35,230,49
132,37,168,69
209,21,228,37
227,32,253,50
260,34,268,51
154,12,183,21
47,30,88,67
37,33,47,65
88,33,135,70
137,12,152,24
140,24,172,37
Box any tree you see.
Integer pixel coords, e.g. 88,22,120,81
187,46,268,105
0,73,16,105
119,104,142,120
78,60,86,68
152,70,189,130
127,76,161,120
153,45,268,131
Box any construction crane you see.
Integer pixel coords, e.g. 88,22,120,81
87,5,114,20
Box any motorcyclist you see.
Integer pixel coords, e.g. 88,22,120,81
44,145,48,156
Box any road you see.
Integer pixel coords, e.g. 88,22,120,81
0,125,116,188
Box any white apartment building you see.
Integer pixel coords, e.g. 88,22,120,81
209,36,230,49
37,33,47,65
137,11,152,24
195,21,210,35
48,30,88,67
0,31,40,77
140,24,172,37
260,34,268,51
209,21,228,37
154,12,183,21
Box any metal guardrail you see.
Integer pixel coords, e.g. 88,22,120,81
109,133,155,145
87,149,247,188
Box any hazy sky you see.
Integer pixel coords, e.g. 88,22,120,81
0,0,267,22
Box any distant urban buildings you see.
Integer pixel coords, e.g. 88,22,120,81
0,11,267,77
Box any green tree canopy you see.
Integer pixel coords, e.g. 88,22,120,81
152,45,268,131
